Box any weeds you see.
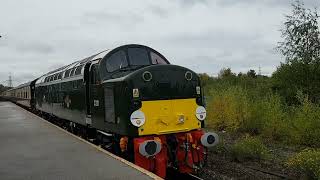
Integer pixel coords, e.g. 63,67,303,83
287,149,320,179
230,136,269,162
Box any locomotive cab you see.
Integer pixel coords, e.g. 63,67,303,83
97,45,206,136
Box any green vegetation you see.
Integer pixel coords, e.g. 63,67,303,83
230,136,269,162
287,149,320,179
200,1,320,176
204,81,320,147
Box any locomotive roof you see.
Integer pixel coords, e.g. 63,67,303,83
46,49,111,76
35,49,111,85
35,44,168,85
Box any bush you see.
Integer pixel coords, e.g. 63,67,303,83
205,71,320,148
259,94,291,142
230,136,269,162
206,86,289,139
287,149,320,179
289,95,320,147
206,86,251,132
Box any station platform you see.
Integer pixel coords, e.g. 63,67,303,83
0,102,159,180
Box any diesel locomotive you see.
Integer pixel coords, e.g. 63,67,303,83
1,44,219,178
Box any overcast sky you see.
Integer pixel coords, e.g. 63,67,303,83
0,0,319,86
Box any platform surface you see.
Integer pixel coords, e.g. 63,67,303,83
0,102,155,180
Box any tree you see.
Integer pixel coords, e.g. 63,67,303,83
218,68,236,78
0,84,10,93
247,69,257,78
277,0,320,63
198,73,211,87
274,1,320,104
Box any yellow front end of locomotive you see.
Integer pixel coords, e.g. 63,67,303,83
138,98,201,135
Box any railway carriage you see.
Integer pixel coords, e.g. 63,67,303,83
1,44,219,178
1,80,37,108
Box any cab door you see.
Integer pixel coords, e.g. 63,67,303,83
84,62,92,117
89,63,105,128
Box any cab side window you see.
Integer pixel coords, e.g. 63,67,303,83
106,50,128,72
150,52,168,64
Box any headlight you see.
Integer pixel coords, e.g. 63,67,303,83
139,140,161,157
130,110,145,127
201,132,219,147
196,106,206,121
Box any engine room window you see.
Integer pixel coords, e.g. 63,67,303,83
70,68,76,77
106,50,128,72
75,65,83,75
54,74,58,80
64,69,71,78
150,52,167,64
58,72,62,79
128,48,149,65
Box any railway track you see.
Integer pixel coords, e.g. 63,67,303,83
166,169,204,180
245,166,292,179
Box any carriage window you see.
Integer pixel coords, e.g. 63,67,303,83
150,52,167,64
106,50,128,72
128,48,149,65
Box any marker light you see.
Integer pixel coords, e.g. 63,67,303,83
196,106,206,121
130,110,145,127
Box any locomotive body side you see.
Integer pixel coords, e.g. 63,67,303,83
35,60,91,125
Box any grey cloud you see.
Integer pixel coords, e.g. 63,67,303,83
0,0,316,85
82,11,144,26
148,5,169,18
16,42,54,54
176,0,209,6
217,0,320,7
